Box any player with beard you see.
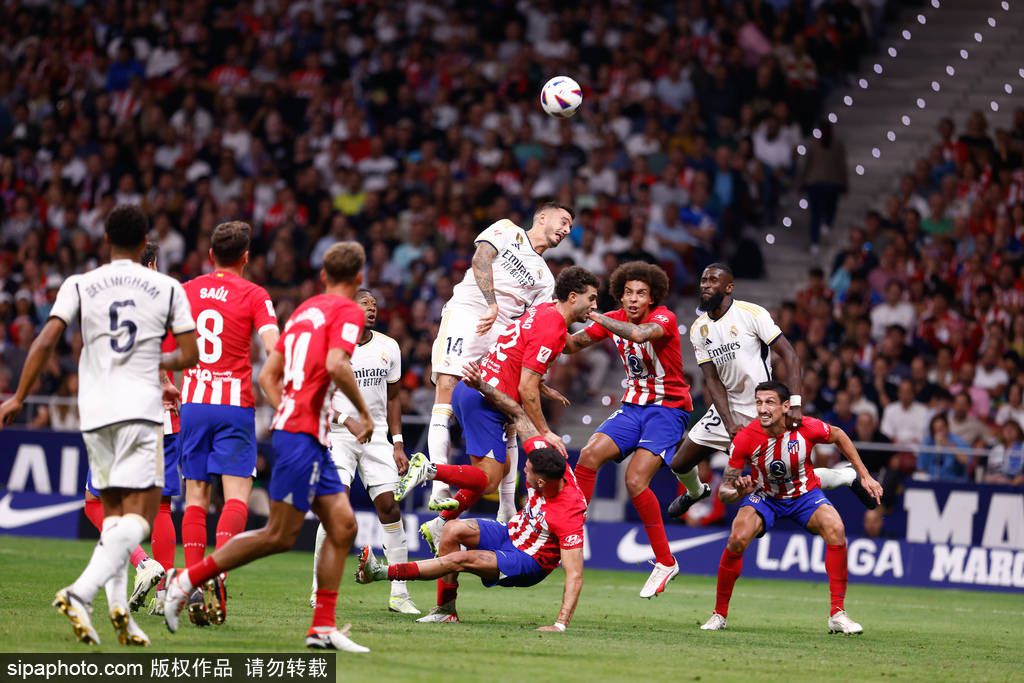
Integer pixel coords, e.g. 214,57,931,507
666,263,877,518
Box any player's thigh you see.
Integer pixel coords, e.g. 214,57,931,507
624,448,664,492
178,403,215,481
109,421,164,491
634,405,690,463
208,406,257,478
805,502,846,544
161,432,182,498
328,433,360,489
684,405,734,454
470,455,506,491
312,491,357,543
431,303,494,385
579,431,622,468
356,439,400,501
268,432,339,514
730,505,765,549
444,518,483,548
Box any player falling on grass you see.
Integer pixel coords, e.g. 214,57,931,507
699,381,881,634
396,266,599,564
81,243,184,616
177,221,280,626
0,205,198,646
428,202,574,522
562,261,693,599
309,289,419,615
356,446,586,631
163,242,374,653
666,263,877,517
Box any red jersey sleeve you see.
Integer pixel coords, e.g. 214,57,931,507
521,317,566,376
250,286,279,336
727,427,757,470
648,306,677,335
328,300,364,356
548,504,585,551
583,319,611,342
801,417,832,446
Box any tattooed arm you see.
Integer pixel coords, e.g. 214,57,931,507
563,328,598,354
462,362,539,439
719,466,757,504
587,312,666,344
472,242,500,335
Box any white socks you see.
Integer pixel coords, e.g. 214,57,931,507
381,520,407,595
674,467,704,497
104,563,128,612
71,513,150,605
497,439,519,522
816,467,856,490
311,522,328,593
428,404,454,500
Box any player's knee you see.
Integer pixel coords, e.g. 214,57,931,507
727,530,753,553
374,498,400,523
264,526,298,553
821,519,846,545
623,471,649,497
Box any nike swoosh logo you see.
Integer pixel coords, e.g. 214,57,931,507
616,528,730,564
0,493,84,529
639,439,654,444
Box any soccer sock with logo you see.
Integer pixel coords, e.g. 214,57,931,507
215,499,248,549
674,466,705,498
71,514,150,604
825,543,848,615
436,579,459,608
182,554,223,589
433,465,489,520
83,497,104,530
715,548,744,617
311,589,337,630
427,404,454,500
573,465,598,503
497,440,519,518
388,562,421,581
381,520,408,595
151,501,176,575
630,489,675,567
815,467,855,490
311,523,327,593
439,489,483,521
182,504,207,566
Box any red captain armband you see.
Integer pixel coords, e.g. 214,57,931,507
523,437,550,453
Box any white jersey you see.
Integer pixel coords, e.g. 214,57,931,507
449,219,555,323
330,330,400,432
50,259,194,431
690,299,782,415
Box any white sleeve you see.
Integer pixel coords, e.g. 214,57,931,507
386,339,401,383
49,276,81,326
168,281,195,334
749,304,783,345
691,321,711,365
474,219,518,253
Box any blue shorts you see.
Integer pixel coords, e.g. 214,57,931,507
474,518,547,588
452,382,508,463
740,488,833,537
179,404,257,480
268,431,345,513
85,432,181,498
597,403,690,463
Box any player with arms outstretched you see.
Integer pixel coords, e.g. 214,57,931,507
699,381,881,634
398,266,599,559
428,202,574,521
563,262,693,598
177,221,280,625
667,263,874,517
310,289,419,615
0,206,198,646
163,242,374,652
356,446,586,631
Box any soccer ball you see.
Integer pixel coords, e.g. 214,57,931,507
540,76,583,118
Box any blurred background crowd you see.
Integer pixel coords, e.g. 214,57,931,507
0,0,1021,493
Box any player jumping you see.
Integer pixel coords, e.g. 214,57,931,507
563,262,694,598
163,242,374,652
355,446,586,631
310,289,419,615
698,381,882,634
428,203,574,522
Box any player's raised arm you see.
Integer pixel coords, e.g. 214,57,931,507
538,545,583,632
0,317,66,427
769,334,804,428
586,311,667,343
463,361,539,439
327,347,373,444
519,367,565,457
699,361,741,436
258,349,285,410
471,241,500,335
826,424,883,506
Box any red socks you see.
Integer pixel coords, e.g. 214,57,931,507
630,489,675,567
574,465,597,503
436,580,458,606
433,464,488,491
151,501,176,573
311,590,338,630
83,498,104,531
182,505,207,567
186,554,223,588
825,543,848,615
715,548,744,617
440,489,482,521
388,563,421,581
216,499,248,549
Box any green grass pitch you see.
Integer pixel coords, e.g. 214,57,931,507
1,536,1021,682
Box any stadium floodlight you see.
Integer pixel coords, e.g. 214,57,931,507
946,65,955,76
799,198,809,210
1001,1,1009,10
581,415,592,425
961,49,969,60
782,217,792,228
901,115,911,126
873,63,883,74
932,0,941,7
828,112,838,124
765,233,776,245
1005,84,1014,94
855,164,865,175
858,78,869,89
917,14,926,24
796,144,807,156
872,148,881,159
974,32,983,42
931,81,941,92
843,95,853,106
991,101,1000,112
887,130,896,141
902,29,912,40
916,98,927,109
812,128,822,139
888,47,898,58
988,17,997,27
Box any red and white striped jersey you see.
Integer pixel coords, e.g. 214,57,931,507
478,302,567,403
161,332,180,435
506,471,587,573
584,306,693,410
181,271,278,409
270,294,364,437
728,417,829,499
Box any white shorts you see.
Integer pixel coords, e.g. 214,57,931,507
329,430,398,501
431,301,500,382
83,420,164,491
686,405,757,453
